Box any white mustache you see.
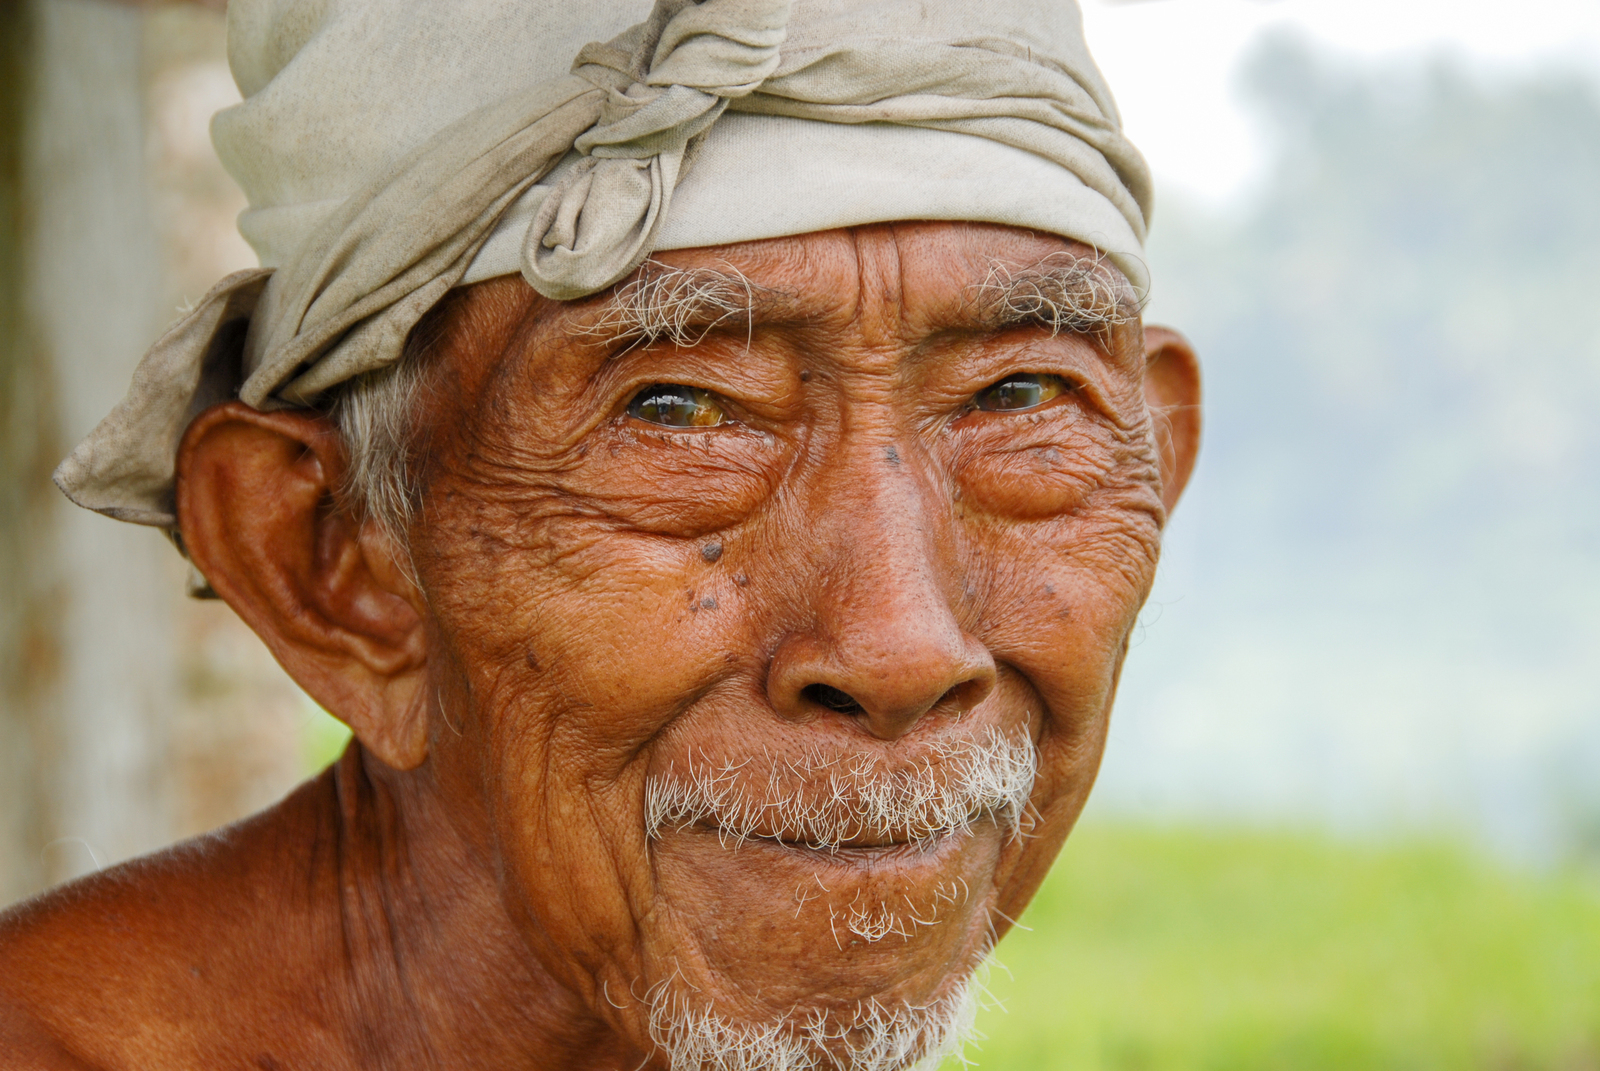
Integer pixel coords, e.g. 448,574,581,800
644,729,1038,850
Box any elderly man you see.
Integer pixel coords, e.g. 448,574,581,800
0,0,1199,1067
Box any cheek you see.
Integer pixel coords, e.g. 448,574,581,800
971,554,1148,918
961,494,1163,746
423,527,761,1005
431,523,753,761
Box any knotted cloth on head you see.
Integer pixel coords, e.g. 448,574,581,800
54,0,1152,530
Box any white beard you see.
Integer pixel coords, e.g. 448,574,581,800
640,731,1025,1068
647,968,983,1071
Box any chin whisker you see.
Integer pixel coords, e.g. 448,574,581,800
645,962,985,1071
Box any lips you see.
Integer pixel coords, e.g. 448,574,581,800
684,813,975,853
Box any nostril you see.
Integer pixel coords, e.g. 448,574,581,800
803,684,864,716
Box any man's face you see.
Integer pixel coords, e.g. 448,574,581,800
409,223,1169,1062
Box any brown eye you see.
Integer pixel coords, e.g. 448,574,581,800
974,373,1069,412
627,383,727,428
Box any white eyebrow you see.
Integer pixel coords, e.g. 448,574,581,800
578,263,769,349
970,251,1141,337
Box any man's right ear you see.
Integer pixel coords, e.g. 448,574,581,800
1141,325,1202,516
175,401,431,771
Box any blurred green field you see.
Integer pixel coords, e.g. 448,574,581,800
961,822,1600,1071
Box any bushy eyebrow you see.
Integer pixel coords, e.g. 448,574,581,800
571,250,1139,352
966,251,1141,338
575,263,780,349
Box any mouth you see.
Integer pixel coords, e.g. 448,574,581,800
697,813,979,845
651,813,1003,965
692,818,971,856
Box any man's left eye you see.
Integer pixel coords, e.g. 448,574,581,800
627,383,728,427
973,373,1070,412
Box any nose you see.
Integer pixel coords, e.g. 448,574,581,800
768,628,996,740
765,451,996,740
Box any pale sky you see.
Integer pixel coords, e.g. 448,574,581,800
1080,0,1600,203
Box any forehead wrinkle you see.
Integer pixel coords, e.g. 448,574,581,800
839,224,909,345
417,276,549,482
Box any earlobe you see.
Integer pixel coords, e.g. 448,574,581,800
1141,325,1203,515
175,401,430,770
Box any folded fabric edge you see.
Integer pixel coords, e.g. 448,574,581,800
51,268,274,532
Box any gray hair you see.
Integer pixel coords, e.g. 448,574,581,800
648,977,981,1071
643,728,1037,853
326,328,436,558
970,249,1143,338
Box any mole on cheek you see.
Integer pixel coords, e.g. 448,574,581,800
701,542,724,563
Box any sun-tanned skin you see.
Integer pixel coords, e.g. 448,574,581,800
0,222,1199,1070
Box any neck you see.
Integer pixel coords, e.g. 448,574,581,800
273,746,638,1069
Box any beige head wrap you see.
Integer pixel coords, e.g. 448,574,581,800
55,0,1151,530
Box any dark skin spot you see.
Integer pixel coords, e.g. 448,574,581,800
701,542,723,563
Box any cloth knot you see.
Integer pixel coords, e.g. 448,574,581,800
524,0,790,300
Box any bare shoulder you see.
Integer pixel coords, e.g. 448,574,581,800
0,771,341,1069
0,1002,101,1070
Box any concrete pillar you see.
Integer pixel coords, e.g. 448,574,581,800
0,0,52,905
0,0,178,901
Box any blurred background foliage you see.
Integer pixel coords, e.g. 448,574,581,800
1106,32,1600,867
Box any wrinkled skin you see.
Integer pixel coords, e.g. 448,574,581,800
0,222,1199,1069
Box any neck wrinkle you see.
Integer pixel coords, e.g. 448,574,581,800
329,743,443,1066
319,741,633,1070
